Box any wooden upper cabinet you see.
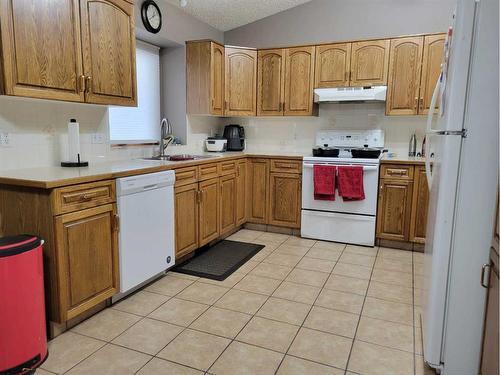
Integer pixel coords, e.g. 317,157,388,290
211,43,225,115
315,43,351,88
54,204,119,321
257,49,285,116
350,39,390,86
419,34,446,114
0,0,84,102
224,47,257,116
186,40,225,115
409,166,430,243
284,46,316,116
386,37,424,115
80,0,136,106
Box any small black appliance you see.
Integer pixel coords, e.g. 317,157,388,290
223,125,245,151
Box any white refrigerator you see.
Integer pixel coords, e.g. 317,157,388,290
421,0,499,374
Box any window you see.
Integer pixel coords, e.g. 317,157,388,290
109,41,160,144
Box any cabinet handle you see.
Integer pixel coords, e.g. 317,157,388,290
481,264,491,288
419,97,424,111
113,214,120,232
80,193,94,201
345,71,348,82
85,76,92,93
197,190,201,204
79,75,86,92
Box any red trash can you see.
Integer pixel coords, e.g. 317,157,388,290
0,235,48,375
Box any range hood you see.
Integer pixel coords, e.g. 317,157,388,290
314,86,387,103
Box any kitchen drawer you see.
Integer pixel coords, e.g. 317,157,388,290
381,164,414,180
175,166,198,187
198,163,219,181
270,159,302,174
53,180,116,215
219,160,237,176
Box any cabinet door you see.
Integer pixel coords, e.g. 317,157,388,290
224,47,257,116
314,43,351,88
376,179,413,241
257,49,285,116
199,178,220,246
54,204,118,321
269,173,301,228
175,183,199,258
284,46,316,116
236,160,247,226
220,175,237,235
211,42,225,115
80,0,136,106
419,34,446,115
410,166,430,243
481,262,499,375
386,37,424,115
247,159,269,224
350,39,390,86
0,0,84,102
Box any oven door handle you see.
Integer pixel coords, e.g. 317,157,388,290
303,164,378,171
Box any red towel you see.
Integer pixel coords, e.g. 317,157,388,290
313,165,336,201
338,166,365,201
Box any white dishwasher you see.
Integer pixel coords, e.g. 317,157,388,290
114,170,176,299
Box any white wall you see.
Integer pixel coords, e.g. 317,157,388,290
224,0,454,48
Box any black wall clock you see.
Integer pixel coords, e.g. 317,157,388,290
141,0,162,34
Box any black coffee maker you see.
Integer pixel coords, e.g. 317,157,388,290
223,125,245,151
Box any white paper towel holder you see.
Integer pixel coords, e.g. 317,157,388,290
61,118,89,167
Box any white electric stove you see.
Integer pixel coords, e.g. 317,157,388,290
301,129,384,246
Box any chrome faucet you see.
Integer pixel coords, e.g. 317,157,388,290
159,118,174,157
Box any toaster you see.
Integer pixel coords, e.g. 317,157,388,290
205,137,227,152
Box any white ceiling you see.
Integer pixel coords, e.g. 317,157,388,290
164,0,313,31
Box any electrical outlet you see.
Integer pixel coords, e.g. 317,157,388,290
0,131,10,147
91,133,105,144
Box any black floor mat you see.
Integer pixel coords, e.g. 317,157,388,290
173,240,264,281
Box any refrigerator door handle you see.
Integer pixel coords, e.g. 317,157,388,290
481,264,491,288
425,76,441,190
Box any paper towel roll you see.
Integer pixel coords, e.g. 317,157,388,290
68,119,80,163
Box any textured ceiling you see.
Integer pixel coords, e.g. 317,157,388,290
164,0,313,31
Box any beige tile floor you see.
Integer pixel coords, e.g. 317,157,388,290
37,229,436,375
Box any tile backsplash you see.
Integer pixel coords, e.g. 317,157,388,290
0,97,426,171
232,103,427,156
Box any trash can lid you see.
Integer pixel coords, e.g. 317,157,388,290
0,235,42,258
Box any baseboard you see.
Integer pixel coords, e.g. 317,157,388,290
377,238,425,252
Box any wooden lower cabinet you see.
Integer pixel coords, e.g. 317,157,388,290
409,166,430,243
377,179,413,242
174,183,199,258
247,159,270,223
199,177,220,246
236,160,247,225
54,204,119,320
269,172,301,228
220,174,236,235
377,163,430,244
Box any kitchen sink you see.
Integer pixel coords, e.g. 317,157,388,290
142,154,220,161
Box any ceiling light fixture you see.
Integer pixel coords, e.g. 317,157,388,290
179,0,187,7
